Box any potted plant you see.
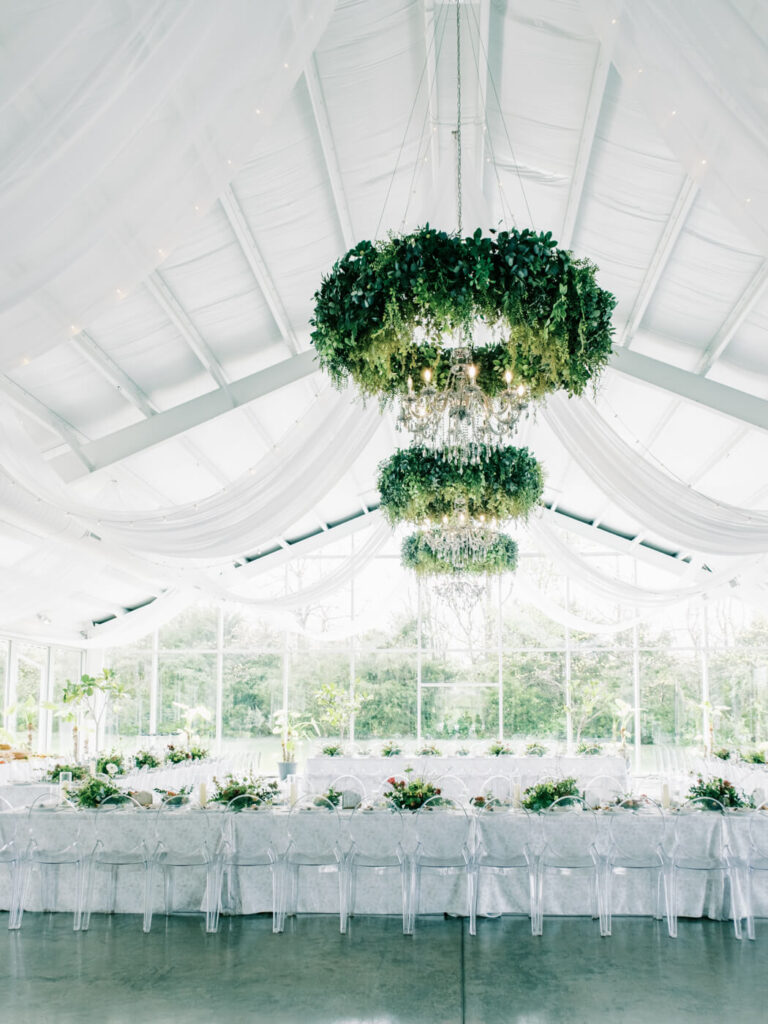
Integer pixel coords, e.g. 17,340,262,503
313,682,370,751
271,710,318,780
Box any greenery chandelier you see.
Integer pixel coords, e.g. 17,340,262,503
377,444,544,527
402,530,518,577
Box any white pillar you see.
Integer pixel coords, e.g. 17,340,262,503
215,605,224,755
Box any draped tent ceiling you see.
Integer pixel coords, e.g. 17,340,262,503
1,0,768,646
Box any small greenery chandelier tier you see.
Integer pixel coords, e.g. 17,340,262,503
402,530,518,577
377,444,543,527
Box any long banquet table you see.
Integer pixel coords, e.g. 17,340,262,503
0,805,761,923
303,754,629,798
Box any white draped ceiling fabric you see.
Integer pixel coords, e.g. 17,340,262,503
0,0,335,370
0,0,767,646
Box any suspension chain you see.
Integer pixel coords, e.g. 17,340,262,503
456,0,462,236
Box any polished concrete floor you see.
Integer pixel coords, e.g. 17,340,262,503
1,913,766,1024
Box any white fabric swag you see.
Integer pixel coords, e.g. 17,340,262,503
544,392,768,555
0,0,335,371
0,390,383,561
583,0,768,253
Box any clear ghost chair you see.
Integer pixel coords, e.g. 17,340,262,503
604,796,670,936
668,797,743,939
80,794,152,932
583,775,626,809
475,774,516,807
218,796,288,934
471,804,536,936
433,774,470,805
535,796,608,937
329,774,366,810
409,796,474,935
283,795,345,932
12,794,84,931
342,799,409,932
740,808,768,940
146,797,224,933
0,796,24,931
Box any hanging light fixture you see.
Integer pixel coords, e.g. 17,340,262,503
398,344,530,464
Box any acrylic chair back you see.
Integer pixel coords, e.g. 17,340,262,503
432,774,470,804
583,775,626,809
673,797,728,865
476,804,532,865
154,796,220,864
414,796,471,861
748,807,768,860
224,796,287,862
25,793,81,852
85,794,148,856
347,800,404,862
475,774,515,807
0,794,16,849
329,774,366,810
608,797,667,862
540,797,598,864
287,795,342,861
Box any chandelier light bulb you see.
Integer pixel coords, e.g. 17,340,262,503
423,368,432,383
467,365,476,380
407,376,413,392
504,370,512,385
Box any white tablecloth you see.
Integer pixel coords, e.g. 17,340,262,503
0,806,759,921
303,755,629,798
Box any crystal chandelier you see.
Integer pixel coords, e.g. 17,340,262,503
398,344,531,464
432,576,486,609
418,508,498,571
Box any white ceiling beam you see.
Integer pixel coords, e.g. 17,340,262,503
304,56,355,249
0,374,92,471
72,331,232,487
49,350,318,483
619,176,699,347
686,425,749,487
71,331,155,417
219,186,301,356
559,44,612,250
697,258,768,374
609,346,768,432
144,272,234,398
540,507,701,577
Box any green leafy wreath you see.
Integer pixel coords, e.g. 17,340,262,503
402,532,519,576
311,225,616,400
378,444,543,525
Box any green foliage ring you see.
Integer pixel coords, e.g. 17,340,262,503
311,225,616,400
378,444,543,525
401,532,519,576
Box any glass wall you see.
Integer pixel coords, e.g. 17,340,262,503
5,524,768,769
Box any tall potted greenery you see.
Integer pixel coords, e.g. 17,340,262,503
271,710,318,780
313,683,370,751
62,668,130,757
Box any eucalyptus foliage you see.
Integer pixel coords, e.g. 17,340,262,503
401,532,519,577
311,225,616,400
378,444,543,525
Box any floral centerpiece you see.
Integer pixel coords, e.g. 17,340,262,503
315,787,342,808
487,741,513,756
686,775,751,809
525,742,547,757
153,785,192,804
741,749,766,764
416,744,441,756
321,744,343,757
522,777,579,811
72,777,125,808
381,742,402,757
576,742,601,756
210,773,281,808
383,777,443,811
46,762,89,783
133,749,161,770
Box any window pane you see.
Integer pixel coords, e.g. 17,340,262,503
158,653,216,742
502,651,565,740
